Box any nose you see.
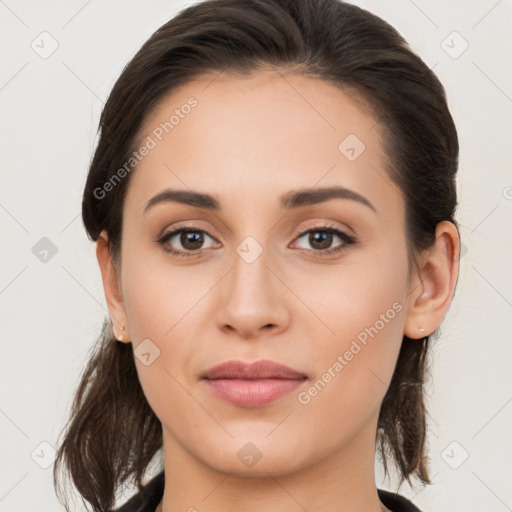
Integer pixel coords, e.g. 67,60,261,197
216,243,290,340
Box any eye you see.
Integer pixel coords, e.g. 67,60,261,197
156,223,356,259
156,225,219,258
290,225,356,257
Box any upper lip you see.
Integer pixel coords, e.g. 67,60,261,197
201,359,307,380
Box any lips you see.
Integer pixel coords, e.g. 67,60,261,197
200,359,308,408
200,359,307,380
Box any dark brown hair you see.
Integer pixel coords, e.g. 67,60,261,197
53,0,459,510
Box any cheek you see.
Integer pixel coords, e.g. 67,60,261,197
291,243,409,420
118,245,202,416
120,236,204,340
125,283,199,432
291,237,408,346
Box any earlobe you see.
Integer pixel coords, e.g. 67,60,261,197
96,230,130,343
404,221,460,339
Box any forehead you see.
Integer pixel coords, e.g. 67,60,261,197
125,69,401,219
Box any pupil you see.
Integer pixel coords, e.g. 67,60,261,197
311,231,332,249
182,231,203,250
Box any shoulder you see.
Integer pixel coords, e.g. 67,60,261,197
109,471,165,512
377,488,423,512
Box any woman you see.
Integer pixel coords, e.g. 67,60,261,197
53,0,460,511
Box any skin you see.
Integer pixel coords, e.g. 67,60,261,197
96,68,459,512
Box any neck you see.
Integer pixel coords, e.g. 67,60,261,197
157,414,390,512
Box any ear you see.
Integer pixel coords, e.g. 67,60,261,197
404,220,460,339
96,229,130,343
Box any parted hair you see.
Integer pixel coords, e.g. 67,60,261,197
53,0,459,510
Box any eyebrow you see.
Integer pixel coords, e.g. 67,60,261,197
143,185,376,214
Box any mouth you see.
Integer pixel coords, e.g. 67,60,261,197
200,359,308,408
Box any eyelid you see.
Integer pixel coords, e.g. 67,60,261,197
289,220,355,242
158,222,220,247
289,223,356,252
157,221,214,240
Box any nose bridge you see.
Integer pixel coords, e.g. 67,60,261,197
231,233,275,304
217,232,288,336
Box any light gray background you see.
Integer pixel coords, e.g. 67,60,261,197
1,1,511,511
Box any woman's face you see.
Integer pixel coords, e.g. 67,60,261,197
102,69,423,476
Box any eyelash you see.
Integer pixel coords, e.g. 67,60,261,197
155,223,357,259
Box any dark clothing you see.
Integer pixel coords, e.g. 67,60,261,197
110,470,423,512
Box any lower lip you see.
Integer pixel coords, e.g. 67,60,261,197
202,378,306,407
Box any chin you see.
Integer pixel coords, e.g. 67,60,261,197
192,433,318,478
